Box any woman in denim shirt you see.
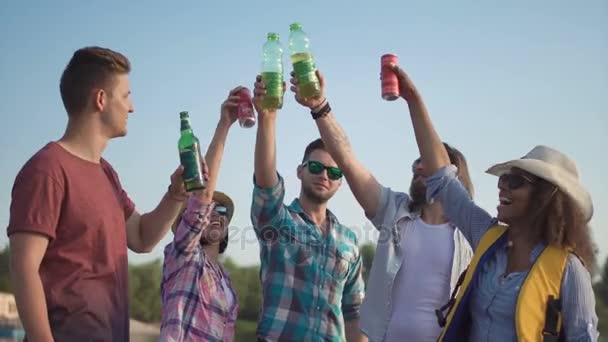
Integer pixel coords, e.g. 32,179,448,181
390,63,599,341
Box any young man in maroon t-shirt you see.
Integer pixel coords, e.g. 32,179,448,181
6,47,196,342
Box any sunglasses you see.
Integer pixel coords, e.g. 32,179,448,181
302,160,343,180
499,173,534,190
213,205,228,217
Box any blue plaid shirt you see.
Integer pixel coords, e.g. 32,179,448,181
250,174,365,341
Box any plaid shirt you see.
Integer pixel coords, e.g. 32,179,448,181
250,175,365,341
160,196,239,342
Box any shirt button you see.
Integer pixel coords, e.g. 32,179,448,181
317,306,321,310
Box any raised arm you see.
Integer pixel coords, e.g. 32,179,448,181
172,87,242,253
252,75,285,189
171,197,214,254
126,87,250,254
391,64,494,247
289,70,382,218
390,64,450,175
426,166,494,248
200,86,242,202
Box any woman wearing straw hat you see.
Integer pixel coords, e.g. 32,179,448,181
388,64,599,341
159,87,243,342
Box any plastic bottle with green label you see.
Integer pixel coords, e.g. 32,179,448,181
288,23,321,99
178,111,206,192
261,32,284,110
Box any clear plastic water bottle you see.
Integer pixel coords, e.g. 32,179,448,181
288,23,321,99
261,32,284,110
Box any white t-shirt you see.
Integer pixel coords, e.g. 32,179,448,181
384,217,455,342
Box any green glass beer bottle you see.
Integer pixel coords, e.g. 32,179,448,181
178,111,206,191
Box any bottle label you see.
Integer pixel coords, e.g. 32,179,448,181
262,72,283,97
179,144,203,182
293,58,317,83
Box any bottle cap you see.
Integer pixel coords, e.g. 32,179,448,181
267,32,280,40
289,23,302,31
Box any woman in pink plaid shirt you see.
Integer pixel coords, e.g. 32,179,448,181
160,87,244,342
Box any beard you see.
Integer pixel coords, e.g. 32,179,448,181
200,221,226,244
408,176,427,212
302,182,333,204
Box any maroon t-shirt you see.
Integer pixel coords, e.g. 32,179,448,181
7,142,135,342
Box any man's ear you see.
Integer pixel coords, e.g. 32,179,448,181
93,88,107,112
296,164,303,180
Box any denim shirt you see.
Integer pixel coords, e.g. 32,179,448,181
359,184,473,342
426,165,599,342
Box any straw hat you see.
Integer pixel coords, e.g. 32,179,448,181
486,145,593,222
212,191,234,224
171,191,235,231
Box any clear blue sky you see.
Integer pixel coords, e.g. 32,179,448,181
1,0,606,268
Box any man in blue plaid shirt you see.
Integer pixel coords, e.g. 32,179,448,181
249,73,366,342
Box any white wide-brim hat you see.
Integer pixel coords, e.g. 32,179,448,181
486,145,593,222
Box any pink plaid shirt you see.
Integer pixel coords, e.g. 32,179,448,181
160,196,239,342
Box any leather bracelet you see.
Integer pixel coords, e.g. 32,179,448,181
310,98,327,112
311,100,331,120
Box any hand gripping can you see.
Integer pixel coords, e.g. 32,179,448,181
381,54,399,101
237,87,256,128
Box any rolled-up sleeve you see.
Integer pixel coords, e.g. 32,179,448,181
342,253,365,321
250,173,288,233
368,184,410,231
560,255,599,341
173,196,213,255
425,165,495,249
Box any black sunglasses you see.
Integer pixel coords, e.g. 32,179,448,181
302,161,343,180
499,173,534,190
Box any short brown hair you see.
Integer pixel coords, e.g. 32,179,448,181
59,46,131,116
302,138,327,163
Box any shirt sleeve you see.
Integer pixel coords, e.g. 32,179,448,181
7,165,64,240
102,160,135,219
250,173,289,234
172,196,214,255
342,252,365,321
367,184,410,231
425,165,495,249
560,255,599,342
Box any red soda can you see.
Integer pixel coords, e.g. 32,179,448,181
237,87,256,128
381,54,399,101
